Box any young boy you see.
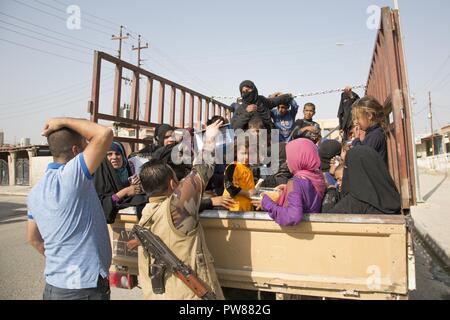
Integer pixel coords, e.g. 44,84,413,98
292,103,321,144
270,93,300,142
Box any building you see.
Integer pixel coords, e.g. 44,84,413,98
0,144,51,187
315,119,340,141
415,125,450,170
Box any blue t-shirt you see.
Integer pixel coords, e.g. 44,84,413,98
27,153,111,289
271,100,299,142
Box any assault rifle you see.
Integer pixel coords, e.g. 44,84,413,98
131,225,216,300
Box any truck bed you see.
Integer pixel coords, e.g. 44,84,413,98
109,210,415,300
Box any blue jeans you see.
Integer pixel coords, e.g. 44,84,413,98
43,277,110,300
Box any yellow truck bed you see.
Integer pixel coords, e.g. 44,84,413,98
109,209,415,300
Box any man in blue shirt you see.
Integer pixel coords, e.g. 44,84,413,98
27,117,113,300
270,95,300,142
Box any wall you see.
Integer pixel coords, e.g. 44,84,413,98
415,143,427,159
30,156,53,187
417,154,450,172
316,119,340,140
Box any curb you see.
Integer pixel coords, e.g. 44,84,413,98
0,192,29,197
412,218,450,271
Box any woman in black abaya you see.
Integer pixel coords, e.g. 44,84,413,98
322,145,401,215
94,141,147,223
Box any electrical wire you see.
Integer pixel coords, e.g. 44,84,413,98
0,25,92,56
0,37,91,65
0,11,114,51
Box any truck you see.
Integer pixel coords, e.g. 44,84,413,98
89,6,418,300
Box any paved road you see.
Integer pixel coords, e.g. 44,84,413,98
0,195,448,300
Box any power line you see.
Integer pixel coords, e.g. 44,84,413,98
51,0,119,29
413,106,428,116
434,72,450,92
0,25,92,55
0,74,115,110
0,19,93,53
34,0,117,34
0,11,114,51
0,87,114,120
124,28,223,94
12,0,112,37
427,54,450,89
0,37,91,65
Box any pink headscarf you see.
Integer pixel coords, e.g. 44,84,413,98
279,138,326,204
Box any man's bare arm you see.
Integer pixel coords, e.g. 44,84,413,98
27,220,45,256
42,117,113,175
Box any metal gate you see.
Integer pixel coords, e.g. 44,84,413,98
88,51,231,152
15,158,29,186
365,7,417,209
0,159,8,186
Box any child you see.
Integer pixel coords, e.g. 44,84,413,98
292,103,321,144
256,138,326,226
351,96,387,164
321,163,344,213
270,92,300,143
223,141,256,212
319,139,342,188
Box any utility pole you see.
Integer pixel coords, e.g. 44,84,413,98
132,35,149,67
393,0,399,10
428,92,435,169
131,35,148,146
111,25,129,60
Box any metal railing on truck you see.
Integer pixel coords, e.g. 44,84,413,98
87,7,417,211
88,51,231,152
365,7,417,210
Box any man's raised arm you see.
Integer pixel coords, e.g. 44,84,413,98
42,117,113,175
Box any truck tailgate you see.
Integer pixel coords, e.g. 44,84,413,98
200,211,410,300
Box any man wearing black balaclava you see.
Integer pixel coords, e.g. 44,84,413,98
231,80,294,131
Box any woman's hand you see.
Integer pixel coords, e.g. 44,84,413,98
341,143,351,163
119,185,140,198
329,157,337,175
211,196,237,209
275,184,287,193
246,104,257,113
127,239,139,251
251,197,263,211
130,174,140,186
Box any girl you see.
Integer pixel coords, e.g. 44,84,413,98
322,146,401,215
94,141,147,223
318,139,342,188
352,96,388,164
223,141,256,212
257,138,326,226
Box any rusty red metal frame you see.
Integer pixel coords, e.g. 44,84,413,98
89,7,416,209
365,7,417,209
88,51,231,151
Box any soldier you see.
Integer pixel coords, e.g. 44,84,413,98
132,120,225,300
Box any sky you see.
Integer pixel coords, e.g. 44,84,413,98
0,0,449,144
